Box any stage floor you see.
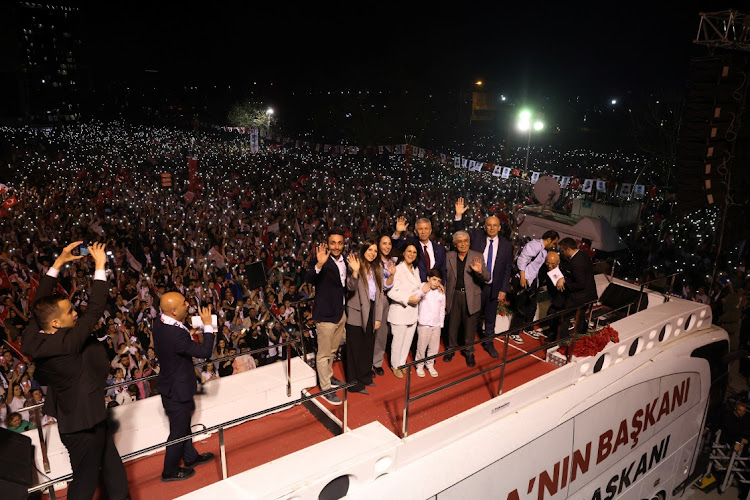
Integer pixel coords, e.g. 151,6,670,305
43,331,557,500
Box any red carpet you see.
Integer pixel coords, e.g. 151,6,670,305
42,335,556,499
310,336,555,436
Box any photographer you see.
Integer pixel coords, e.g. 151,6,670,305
21,241,129,500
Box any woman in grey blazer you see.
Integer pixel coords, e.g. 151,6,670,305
345,239,385,394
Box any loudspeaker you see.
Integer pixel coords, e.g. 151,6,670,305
245,260,267,291
0,427,34,500
599,283,649,312
675,54,748,211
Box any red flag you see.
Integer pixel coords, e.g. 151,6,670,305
28,273,40,303
187,156,198,188
511,169,520,177
1,195,18,208
0,270,10,290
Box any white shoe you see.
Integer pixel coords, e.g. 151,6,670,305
416,367,426,378
526,329,542,339
510,334,524,344
428,367,439,377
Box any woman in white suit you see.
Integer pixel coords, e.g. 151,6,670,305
345,240,385,394
387,243,431,378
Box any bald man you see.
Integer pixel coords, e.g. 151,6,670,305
542,251,567,342
454,198,513,357
152,292,215,482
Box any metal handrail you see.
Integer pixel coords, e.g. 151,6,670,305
105,338,301,391
397,301,597,438
27,381,356,495
397,301,595,371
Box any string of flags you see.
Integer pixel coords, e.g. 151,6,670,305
216,126,657,199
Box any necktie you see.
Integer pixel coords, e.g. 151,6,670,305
424,245,431,270
487,238,494,276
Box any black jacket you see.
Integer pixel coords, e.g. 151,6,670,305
21,275,111,434
563,251,598,309
304,257,346,323
153,318,214,402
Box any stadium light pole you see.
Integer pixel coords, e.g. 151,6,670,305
517,109,544,171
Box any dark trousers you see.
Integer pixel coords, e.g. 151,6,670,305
510,279,539,330
161,397,199,475
479,286,498,347
448,291,479,354
545,304,564,342
59,420,129,500
345,301,375,392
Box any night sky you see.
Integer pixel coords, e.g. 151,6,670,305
84,2,733,97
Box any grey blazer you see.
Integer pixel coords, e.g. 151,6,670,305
445,249,490,316
346,271,385,328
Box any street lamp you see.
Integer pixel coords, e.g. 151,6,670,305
266,108,274,132
517,109,544,171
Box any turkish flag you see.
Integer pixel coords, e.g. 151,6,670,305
28,273,40,302
511,169,520,177
1,195,18,208
570,178,581,189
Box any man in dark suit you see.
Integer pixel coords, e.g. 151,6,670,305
153,292,215,482
304,229,347,406
443,231,490,367
541,251,567,342
453,198,513,357
557,238,598,333
393,216,447,283
22,242,129,500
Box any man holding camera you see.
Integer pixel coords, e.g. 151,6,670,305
153,292,215,482
22,241,129,500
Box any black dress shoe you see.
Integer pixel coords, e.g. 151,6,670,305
443,352,454,362
365,381,377,387
161,467,195,482
185,452,215,468
485,345,500,358
466,354,476,367
373,366,385,376
348,387,370,395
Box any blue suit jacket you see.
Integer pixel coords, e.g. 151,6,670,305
453,220,513,297
153,318,214,402
393,236,447,284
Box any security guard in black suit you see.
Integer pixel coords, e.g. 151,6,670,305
22,242,129,500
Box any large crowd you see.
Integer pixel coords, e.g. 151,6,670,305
0,121,748,427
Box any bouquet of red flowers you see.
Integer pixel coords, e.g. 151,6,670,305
558,325,619,358
496,300,513,317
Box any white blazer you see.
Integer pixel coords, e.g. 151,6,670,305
387,262,423,326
